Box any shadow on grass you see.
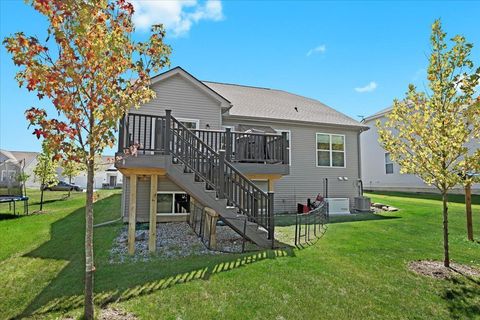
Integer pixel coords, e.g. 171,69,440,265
16,194,295,319
366,190,480,205
0,212,22,220
442,275,480,319
275,212,399,227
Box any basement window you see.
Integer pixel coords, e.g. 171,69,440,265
157,192,190,214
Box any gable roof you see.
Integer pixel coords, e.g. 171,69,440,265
150,67,232,109
202,81,367,130
0,149,38,167
362,107,392,123
9,151,39,167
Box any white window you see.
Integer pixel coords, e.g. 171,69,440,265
157,192,190,214
177,118,199,130
316,133,345,168
275,129,291,165
1,170,17,182
385,153,394,174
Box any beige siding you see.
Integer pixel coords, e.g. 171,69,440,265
130,74,223,129
223,119,362,213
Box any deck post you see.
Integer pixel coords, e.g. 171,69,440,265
128,174,137,255
218,150,225,199
267,191,275,247
149,175,158,253
118,115,125,153
225,128,232,162
282,132,288,165
165,109,171,155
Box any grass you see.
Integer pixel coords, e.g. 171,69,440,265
0,190,479,319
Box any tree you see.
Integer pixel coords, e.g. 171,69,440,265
33,147,59,211
3,1,171,318
377,20,480,268
61,159,85,196
16,171,30,198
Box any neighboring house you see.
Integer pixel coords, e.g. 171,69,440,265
57,156,123,189
0,149,39,189
116,66,368,248
0,149,122,190
360,107,480,194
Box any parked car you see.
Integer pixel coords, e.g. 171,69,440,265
42,181,83,192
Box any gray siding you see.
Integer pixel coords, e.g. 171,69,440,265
223,119,361,213
130,74,223,130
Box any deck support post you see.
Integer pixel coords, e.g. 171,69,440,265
149,175,158,253
204,207,218,249
267,191,275,247
128,174,137,255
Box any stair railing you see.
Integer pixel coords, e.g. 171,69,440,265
165,110,274,243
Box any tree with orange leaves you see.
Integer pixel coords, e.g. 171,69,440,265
3,0,171,318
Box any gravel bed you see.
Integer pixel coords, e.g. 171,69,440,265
109,222,247,263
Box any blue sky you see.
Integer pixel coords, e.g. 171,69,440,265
1,0,479,153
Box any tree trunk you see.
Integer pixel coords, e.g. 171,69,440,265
465,182,473,241
84,159,95,319
40,178,45,211
442,192,450,268
68,176,72,198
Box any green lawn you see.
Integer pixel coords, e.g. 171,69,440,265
0,190,479,319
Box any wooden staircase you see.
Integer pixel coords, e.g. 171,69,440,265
164,111,275,248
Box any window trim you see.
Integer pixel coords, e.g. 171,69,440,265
156,191,190,214
315,133,346,168
177,117,200,129
274,128,292,166
385,152,394,174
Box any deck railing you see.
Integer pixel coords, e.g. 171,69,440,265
119,113,289,165
167,111,274,242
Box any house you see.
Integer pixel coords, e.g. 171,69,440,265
57,156,123,189
360,107,480,194
116,66,368,248
0,149,122,190
0,150,38,190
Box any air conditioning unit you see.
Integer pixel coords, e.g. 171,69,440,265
354,196,371,212
325,198,350,215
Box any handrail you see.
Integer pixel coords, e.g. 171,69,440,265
167,111,274,240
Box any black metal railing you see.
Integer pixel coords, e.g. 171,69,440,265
166,111,274,242
119,113,289,165
192,129,289,164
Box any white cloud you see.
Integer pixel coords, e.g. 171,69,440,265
306,45,326,57
355,81,378,93
131,0,224,37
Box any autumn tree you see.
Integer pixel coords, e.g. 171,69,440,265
3,0,171,318
378,20,480,267
33,146,59,211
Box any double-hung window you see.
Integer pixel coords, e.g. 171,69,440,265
316,133,345,167
385,153,394,174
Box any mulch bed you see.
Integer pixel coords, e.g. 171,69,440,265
408,260,480,280
99,307,138,320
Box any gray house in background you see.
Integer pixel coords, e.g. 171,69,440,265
116,67,368,248
361,107,479,194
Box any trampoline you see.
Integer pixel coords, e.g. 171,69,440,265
0,196,29,215
0,157,29,215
